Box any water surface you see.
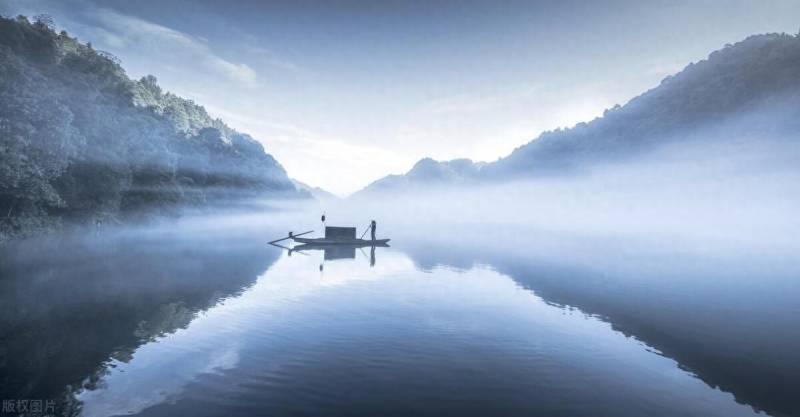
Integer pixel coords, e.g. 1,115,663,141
1,216,797,417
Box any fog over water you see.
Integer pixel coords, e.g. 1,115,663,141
339,134,800,253
2,96,799,415
1,4,799,417
1,133,798,416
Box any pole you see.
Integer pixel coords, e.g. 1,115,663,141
359,223,372,239
268,230,313,245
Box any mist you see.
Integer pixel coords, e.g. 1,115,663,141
2,6,800,417
326,133,800,256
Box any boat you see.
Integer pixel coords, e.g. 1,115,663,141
269,225,390,247
292,237,390,245
294,225,389,245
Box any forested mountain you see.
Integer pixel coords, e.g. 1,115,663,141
356,32,800,196
0,15,304,240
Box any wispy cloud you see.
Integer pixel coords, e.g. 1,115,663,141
87,8,258,86
243,41,304,74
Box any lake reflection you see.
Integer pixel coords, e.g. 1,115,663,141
1,218,796,417
78,244,758,416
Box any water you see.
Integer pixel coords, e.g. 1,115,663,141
1,213,798,417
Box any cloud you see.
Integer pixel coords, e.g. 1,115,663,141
244,42,304,74
87,8,257,86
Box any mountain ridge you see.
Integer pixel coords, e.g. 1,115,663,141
0,15,307,240
291,179,340,202
355,32,800,197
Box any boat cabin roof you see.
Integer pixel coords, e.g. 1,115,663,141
325,226,356,239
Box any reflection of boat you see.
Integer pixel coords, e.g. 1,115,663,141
292,242,388,261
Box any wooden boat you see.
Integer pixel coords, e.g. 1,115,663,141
292,237,390,245
269,225,390,247
288,226,389,245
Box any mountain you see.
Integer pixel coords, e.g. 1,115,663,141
356,158,484,196
356,32,800,196
0,15,305,240
291,179,340,202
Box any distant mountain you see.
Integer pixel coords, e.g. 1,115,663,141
358,158,484,194
356,32,800,196
291,179,340,202
0,16,306,240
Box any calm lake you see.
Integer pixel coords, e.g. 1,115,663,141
1,210,798,417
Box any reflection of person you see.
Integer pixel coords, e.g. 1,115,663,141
370,245,376,267
370,220,377,241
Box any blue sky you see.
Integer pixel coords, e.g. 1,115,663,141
2,0,799,195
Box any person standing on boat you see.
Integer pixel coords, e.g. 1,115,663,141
370,220,377,241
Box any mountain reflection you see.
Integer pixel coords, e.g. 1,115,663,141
396,229,800,417
0,222,283,415
1,219,796,417
71,242,761,417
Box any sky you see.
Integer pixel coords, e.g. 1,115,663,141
2,0,800,195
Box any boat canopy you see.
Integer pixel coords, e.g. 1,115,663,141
325,226,356,240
